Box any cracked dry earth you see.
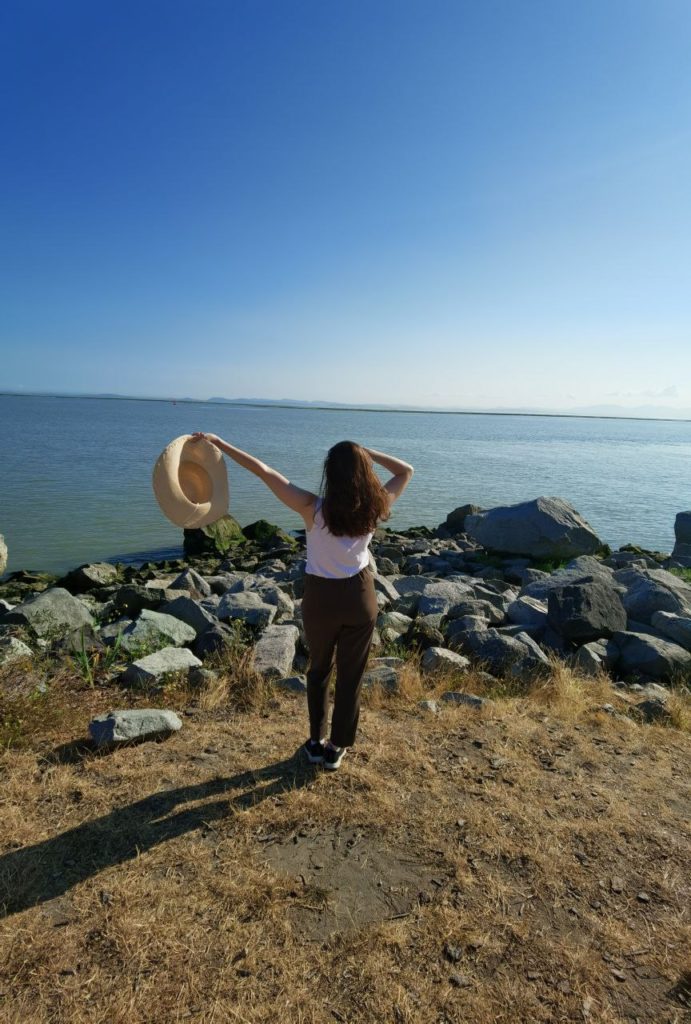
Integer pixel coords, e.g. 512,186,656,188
0,691,690,1024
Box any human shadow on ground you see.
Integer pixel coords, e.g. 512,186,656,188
0,748,316,916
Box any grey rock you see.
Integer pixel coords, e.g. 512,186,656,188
418,699,440,713
611,630,691,680
170,567,212,597
276,675,308,693
651,611,691,651
0,635,33,666
2,587,94,639
89,709,182,745
421,647,471,673
444,504,484,534
362,664,399,692
99,618,132,646
519,567,549,585
377,611,413,636
547,579,627,642
447,598,505,624
120,647,202,686
120,609,196,654
465,496,602,559
192,622,237,660
673,510,691,547
59,562,119,593
418,580,473,617
573,642,604,676
507,595,548,628
217,590,277,627
205,572,246,595
614,567,691,624
459,627,550,677
440,691,485,709
252,624,299,680
0,534,7,577
161,595,219,636
187,666,219,688
0,598,14,613
372,573,400,603
635,698,671,724
112,584,163,617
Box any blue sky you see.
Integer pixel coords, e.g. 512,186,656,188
2,0,690,414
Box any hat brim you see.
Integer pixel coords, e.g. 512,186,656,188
152,435,229,529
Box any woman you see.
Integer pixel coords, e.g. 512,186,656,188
191,433,413,770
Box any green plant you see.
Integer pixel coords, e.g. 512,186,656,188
72,627,125,686
669,566,691,584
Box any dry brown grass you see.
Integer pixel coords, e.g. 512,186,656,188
1,653,690,1023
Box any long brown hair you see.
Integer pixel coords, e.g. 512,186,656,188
320,440,390,537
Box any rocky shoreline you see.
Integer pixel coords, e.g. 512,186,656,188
1,496,690,734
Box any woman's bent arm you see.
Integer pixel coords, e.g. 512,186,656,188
364,447,414,502
193,433,316,516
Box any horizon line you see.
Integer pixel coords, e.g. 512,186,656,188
1,390,690,425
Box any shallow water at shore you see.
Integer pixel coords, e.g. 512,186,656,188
1,394,689,574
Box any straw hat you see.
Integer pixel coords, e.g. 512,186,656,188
152,435,229,529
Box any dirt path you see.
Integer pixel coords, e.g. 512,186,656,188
1,690,690,1023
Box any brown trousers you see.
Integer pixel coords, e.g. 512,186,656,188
302,569,378,748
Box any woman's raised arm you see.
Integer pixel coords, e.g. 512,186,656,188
363,446,414,503
192,433,316,517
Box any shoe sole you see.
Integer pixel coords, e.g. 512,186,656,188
323,755,345,770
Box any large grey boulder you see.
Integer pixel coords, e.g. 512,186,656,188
0,534,7,577
161,595,219,636
573,638,618,676
0,636,33,667
417,580,473,617
547,579,627,642
611,630,691,680
89,709,182,745
120,646,202,686
217,591,277,627
443,504,484,535
507,595,548,629
613,567,691,624
377,611,413,637
421,647,471,674
120,609,196,654
58,562,119,593
446,598,506,625
2,587,94,639
458,627,550,677
226,578,294,617
252,624,299,679
651,611,691,652
465,497,602,559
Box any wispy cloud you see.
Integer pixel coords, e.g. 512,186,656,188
605,386,680,400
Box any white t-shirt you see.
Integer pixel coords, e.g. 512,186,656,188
305,498,374,578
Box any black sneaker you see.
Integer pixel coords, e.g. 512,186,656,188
323,744,346,770
304,739,325,764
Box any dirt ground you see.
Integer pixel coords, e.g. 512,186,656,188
1,672,690,1024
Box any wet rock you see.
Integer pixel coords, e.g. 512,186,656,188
183,514,245,557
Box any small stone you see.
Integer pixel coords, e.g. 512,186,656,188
443,943,463,963
610,877,625,894
449,971,470,988
636,891,650,903
610,968,626,982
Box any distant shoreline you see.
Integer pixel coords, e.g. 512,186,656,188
1,391,690,424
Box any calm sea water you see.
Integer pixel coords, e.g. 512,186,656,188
0,395,689,575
